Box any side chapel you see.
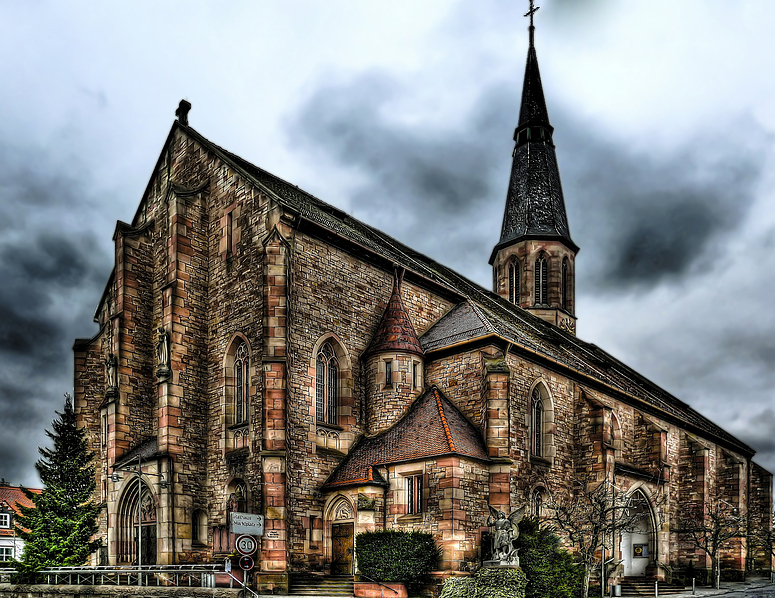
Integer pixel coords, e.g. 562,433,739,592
74,14,772,594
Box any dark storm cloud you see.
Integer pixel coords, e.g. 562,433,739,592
555,115,766,291
288,73,765,292
0,139,111,486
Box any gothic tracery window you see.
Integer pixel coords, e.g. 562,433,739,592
508,259,520,304
316,343,338,425
234,342,249,425
534,254,548,305
531,388,543,457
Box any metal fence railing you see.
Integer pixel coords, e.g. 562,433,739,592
37,565,223,587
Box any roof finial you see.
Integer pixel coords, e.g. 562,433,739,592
175,99,191,126
524,0,540,48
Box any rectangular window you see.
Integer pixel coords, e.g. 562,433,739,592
412,362,420,389
102,414,108,448
384,360,393,388
406,475,423,514
0,513,10,528
0,547,11,562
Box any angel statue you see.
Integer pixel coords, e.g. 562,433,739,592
487,505,526,563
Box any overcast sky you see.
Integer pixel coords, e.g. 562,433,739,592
1,1,774,488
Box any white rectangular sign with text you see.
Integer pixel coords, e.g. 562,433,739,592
230,512,265,535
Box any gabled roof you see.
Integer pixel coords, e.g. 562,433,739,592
322,387,489,490
365,273,423,357
0,483,42,537
113,438,164,470
125,119,755,458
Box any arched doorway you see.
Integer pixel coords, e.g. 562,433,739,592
327,497,355,575
117,480,157,565
620,490,654,577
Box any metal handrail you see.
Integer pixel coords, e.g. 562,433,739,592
226,571,260,598
358,573,400,594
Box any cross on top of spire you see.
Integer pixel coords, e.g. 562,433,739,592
524,0,540,47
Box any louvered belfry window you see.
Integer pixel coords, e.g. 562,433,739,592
534,255,548,305
508,260,520,304
234,343,249,425
562,258,570,310
316,343,338,425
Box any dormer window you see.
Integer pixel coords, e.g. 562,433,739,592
0,513,10,528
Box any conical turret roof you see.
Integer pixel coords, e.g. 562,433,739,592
365,271,423,357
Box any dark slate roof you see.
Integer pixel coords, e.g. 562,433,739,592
494,42,576,255
158,122,755,458
421,301,495,352
365,274,423,357
113,438,164,469
518,46,550,130
322,387,489,489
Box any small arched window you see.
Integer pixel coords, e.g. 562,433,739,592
508,259,520,305
531,388,543,457
316,343,338,425
531,488,544,517
534,255,548,305
562,257,570,310
234,342,249,425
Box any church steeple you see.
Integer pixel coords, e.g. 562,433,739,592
490,2,578,335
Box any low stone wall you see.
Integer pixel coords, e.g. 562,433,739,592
0,585,242,598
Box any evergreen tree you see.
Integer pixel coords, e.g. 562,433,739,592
13,393,103,582
515,516,585,598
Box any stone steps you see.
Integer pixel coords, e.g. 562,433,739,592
289,574,355,596
619,578,686,596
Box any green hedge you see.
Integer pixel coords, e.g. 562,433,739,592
355,530,440,584
440,567,527,598
515,517,584,598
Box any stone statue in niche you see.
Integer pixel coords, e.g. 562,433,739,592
105,353,118,399
155,327,171,380
485,505,526,566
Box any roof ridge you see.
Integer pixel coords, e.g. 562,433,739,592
433,388,456,453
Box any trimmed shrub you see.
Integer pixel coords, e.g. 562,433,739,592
356,530,440,585
440,567,527,598
515,517,584,598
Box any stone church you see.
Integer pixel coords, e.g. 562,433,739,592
74,19,772,594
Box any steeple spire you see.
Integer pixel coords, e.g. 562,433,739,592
489,1,578,334
491,1,577,258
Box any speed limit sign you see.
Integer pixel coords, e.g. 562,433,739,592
236,534,257,556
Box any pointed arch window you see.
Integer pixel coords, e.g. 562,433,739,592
316,343,338,425
234,342,249,425
534,255,548,305
531,488,544,517
562,257,570,310
508,259,520,305
531,388,543,457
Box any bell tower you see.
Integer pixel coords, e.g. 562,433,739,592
489,1,578,334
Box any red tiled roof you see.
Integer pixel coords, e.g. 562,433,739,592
365,273,423,357
0,484,41,537
322,386,489,490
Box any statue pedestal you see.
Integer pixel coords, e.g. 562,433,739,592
482,559,520,569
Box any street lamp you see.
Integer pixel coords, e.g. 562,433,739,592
110,455,169,586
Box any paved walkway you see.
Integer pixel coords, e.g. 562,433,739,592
645,577,773,598
249,578,775,598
